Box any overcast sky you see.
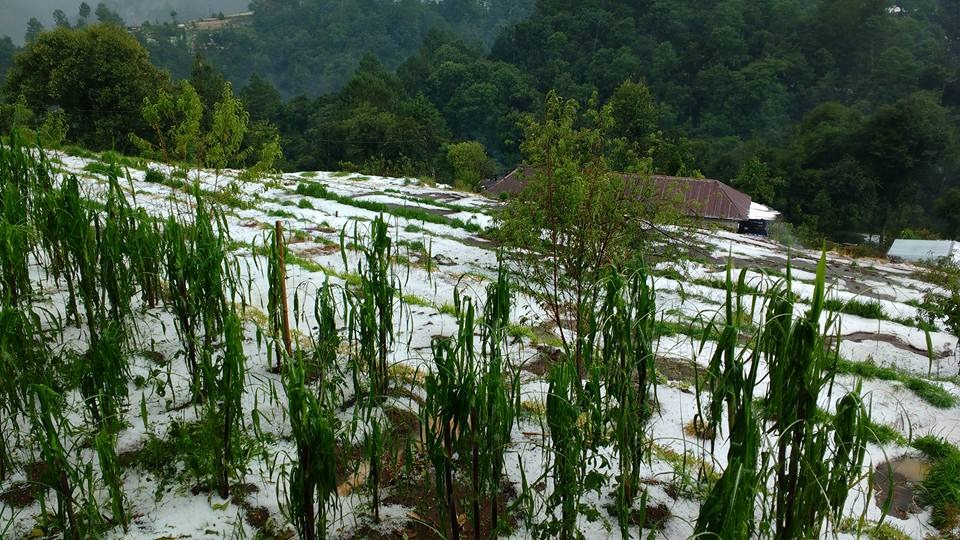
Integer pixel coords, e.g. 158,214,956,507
2,0,250,43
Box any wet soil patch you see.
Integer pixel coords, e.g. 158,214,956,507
366,476,517,540
656,356,699,385
603,501,672,530
873,456,929,519
0,480,48,508
460,236,496,250
377,202,453,218
842,332,952,359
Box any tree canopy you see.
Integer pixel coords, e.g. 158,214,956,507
4,24,167,151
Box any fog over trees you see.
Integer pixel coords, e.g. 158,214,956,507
2,0,249,43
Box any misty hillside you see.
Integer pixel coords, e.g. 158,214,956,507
1,0,248,44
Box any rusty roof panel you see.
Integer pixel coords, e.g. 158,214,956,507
487,167,752,221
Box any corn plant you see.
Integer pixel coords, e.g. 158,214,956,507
695,255,868,538
351,215,395,400
98,177,135,324
545,357,585,540
0,304,53,480
763,253,868,538
598,264,657,536
695,266,763,537
164,215,201,385
163,186,235,401
59,175,103,341
281,345,338,540
28,385,85,540
267,221,293,371
0,131,38,306
475,260,519,536
94,429,128,533
344,216,398,525
197,310,249,498
423,328,475,540
0,175,31,305
78,318,129,429
311,278,341,405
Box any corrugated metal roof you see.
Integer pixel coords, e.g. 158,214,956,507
887,239,958,262
485,166,755,221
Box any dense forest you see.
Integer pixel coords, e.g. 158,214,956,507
1,0,960,243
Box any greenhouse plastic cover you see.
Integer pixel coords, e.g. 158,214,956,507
887,239,959,262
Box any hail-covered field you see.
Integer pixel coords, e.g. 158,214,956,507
2,151,958,540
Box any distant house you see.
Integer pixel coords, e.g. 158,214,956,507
887,239,960,263
485,166,779,231
191,11,254,32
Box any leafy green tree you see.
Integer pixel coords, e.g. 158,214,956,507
190,55,228,130
53,10,72,29
94,3,124,26
206,82,250,176
240,74,284,123
0,37,15,83
935,188,960,238
608,80,659,150
130,80,204,164
498,91,676,373
861,92,952,237
79,2,92,22
24,18,44,43
733,157,782,205
447,141,493,190
5,24,167,151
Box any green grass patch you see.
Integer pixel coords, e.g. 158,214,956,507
903,378,958,408
824,297,886,320
295,181,483,233
692,277,761,295
62,145,97,159
862,418,906,446
837,518,910,540
300,171,318,178
267,208,297,219
834,358,958,409
84,161,122,177
401,293,431,307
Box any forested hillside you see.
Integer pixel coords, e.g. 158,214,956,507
2,0,960,242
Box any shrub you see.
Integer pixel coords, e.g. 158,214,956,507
144,168,165,184
824,297,886,320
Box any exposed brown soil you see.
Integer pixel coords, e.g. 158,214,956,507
356,475,517,540
656,356,699,385
603,500,672,530
244,506,271,529
0,460,50,507
842,331,952,359
138,350,166,365
521,348,554,376
460,236,497,250
0,480,47,507
25,460,48,482
873,457,930,519
378,202,452,218
295,244,340,257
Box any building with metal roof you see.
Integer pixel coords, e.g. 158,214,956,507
485,166,775,228
886,239,960,263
